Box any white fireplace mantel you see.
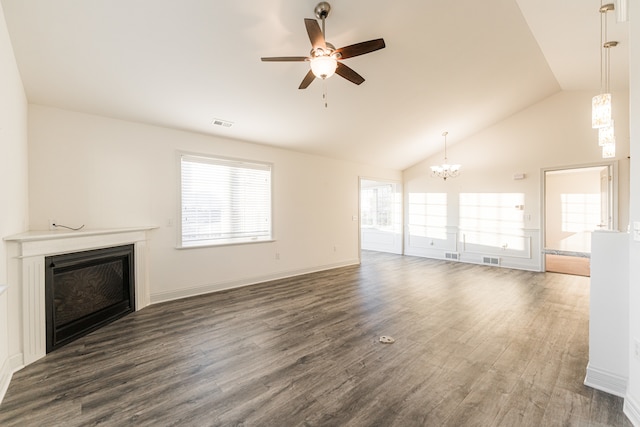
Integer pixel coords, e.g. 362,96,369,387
4,227,155,366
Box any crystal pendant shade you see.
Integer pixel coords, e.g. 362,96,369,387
598,120,615,146
602,142,616,158
592,93,612,129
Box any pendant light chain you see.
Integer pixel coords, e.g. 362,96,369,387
443,132,448,163
603,2,609,94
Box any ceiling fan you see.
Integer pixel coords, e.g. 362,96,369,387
261,2,386,89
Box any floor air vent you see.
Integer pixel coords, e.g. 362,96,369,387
483,256,500,266
445,252,459,261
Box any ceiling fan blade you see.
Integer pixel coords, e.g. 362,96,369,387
304,18,326,50
336,38,385,59
298,69,316,89
335,62,365,85
261,56,308,62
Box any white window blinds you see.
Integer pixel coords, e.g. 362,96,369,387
180,154,272,247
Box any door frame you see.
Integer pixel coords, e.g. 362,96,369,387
358,176,404,256
540,160,618,272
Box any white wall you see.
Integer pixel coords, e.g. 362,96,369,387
27,105,401,302
0,1,29,401
624,1,640,424
403,90,630,271
587,230,629,397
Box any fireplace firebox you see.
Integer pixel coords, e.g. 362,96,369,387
45,244,135,353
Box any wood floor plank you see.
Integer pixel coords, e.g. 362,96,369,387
0,251,632,426
545,254,591,277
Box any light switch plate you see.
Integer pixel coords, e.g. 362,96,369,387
634,222,640,242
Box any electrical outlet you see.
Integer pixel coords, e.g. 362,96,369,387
635,339,640,360
48,219,57,231
275,252,280,260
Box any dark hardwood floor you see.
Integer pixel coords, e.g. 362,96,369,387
0,251,631,426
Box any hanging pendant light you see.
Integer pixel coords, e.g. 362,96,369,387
430,132,460,181
592,4,616,129
592,93,611,129
591,3,619,159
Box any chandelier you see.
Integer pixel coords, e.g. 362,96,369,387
430,131,460,180
592,3,618,158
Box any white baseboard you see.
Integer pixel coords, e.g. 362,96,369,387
584,363,628,398
0,357,11,405
624,394,640,427
150,259,360,304
0,353,24,405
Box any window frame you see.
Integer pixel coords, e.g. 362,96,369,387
177,151,274,249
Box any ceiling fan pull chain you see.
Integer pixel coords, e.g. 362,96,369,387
323,80,328,108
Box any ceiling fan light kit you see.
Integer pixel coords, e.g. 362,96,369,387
261,2,385,90
310,55,337,79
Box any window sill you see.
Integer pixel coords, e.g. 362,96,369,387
176,238,275,250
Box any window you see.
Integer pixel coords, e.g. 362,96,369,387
407,192,447,239
459,193,525,250
361,183,396,230
561,193,601,232
180,154,272,247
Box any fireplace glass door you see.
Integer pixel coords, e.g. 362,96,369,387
45,244,135,352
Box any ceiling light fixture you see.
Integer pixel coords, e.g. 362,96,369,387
310,51,338,79
592,3,615,129
309,2,338,80
592,3,618,158
430,132,460,181
261,1,385,90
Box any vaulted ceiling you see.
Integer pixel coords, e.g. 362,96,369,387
1,0,629,170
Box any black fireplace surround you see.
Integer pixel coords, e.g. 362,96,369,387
45,244,135,353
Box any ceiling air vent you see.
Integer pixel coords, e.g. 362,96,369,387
211,118,233,128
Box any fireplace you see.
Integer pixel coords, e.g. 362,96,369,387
45,244,135,352
5,227,152,366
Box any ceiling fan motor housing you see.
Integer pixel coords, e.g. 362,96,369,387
315,2,331,20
